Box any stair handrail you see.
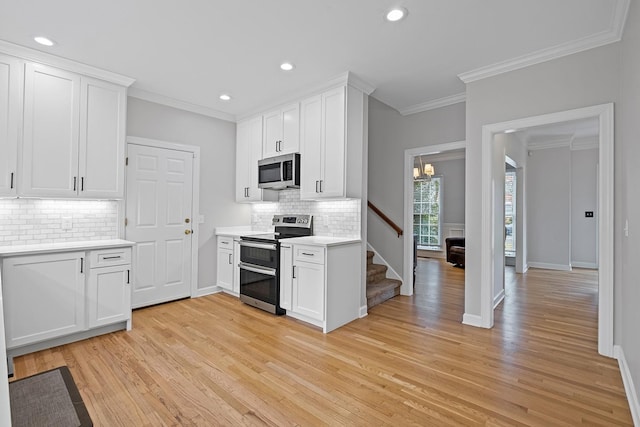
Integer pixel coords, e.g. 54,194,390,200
367,201,403,237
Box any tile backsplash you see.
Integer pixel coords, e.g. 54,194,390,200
251,189,360,237
0,199,119,246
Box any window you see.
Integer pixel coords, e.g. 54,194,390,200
413,177,442,249
505,171,516,257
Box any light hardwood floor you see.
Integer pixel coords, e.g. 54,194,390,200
12,259,633,426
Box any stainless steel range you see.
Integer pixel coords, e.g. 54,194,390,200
239,214,313,314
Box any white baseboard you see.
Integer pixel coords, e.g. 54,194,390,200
366,243,403,282
527,262,572,271
462,313,484,328
614,345,640,426
194,286,222,298
493,289,505,309
571,261,598,269
359,305,368,318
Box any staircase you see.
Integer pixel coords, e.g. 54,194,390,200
366,250,402,309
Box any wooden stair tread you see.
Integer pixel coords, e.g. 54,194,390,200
366,278,401,297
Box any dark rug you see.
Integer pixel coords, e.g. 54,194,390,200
9,366,92,427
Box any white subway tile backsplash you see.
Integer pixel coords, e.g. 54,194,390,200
251,189,361,238
0,199,119,246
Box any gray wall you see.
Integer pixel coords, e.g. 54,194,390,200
434,158,465,226
526,147,572,268
368,97,465,274
571,148,598,267
620,0,640,408
464,43,621,320
126,97,251,289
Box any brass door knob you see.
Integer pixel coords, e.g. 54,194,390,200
185,218,190,223
185,230,192,235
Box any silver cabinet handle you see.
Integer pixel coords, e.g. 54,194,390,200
81,177,84,191
103,255,121,260
10,172,14,189
292,265,296,278
228,253,233,264
127,269,130,284
315,180,319,193
319,180,323,193
301,252,314,256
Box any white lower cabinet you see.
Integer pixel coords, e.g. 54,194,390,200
2,252,86,348
87,248,132,328
279,244,293,310
217,237,234,292
286,241,361,333
292,257,325,321
0,243,134,372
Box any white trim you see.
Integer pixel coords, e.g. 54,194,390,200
194,286,222,298
527,262,572,271
614,345,640,426
403,140,466,297
359,305,369,318
126,136,202,299
493,289,505,309
128,88,235,122
0,39,135,87
479,103,615,357
422,151,466,163
526,136,572,151
398,93,466,116
237,71,375,121
462,313,483,327
458,0,630,84
571,261,598,269
367,243,402,282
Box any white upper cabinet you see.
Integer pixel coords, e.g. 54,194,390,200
300,86,348,199
20,62,127,199
236,116,277,203
0,54,21,197
262,103,299,158
79,77,126,198
21,63,80,197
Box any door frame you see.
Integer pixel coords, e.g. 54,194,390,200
479,103,614,357
124,136,201,298
403,140,466,296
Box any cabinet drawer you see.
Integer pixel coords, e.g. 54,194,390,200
217,236,234,249
89,247,131,268
294,245,325,265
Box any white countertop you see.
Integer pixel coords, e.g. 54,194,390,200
281,236,361,247
0,239,135,257
214,227,269,238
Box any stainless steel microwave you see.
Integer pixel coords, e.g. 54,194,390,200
258,153,300,190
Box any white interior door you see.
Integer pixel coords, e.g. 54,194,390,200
126,143,194,308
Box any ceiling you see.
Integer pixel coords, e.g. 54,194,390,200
0,0,628,121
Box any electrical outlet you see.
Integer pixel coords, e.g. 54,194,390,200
61,217,72,230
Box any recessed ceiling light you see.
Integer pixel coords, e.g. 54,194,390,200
280,62,295,71
34,36,55,47
386,7,408,22
219,94,232,101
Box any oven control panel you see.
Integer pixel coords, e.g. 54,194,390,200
272,214,312,227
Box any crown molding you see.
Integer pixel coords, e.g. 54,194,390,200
571,136,599,151
458,0,630,84
418,150,465,163
526,135,571,151
0,39,135,87
128,88,235,122
237,71,375,122
399,92,466,116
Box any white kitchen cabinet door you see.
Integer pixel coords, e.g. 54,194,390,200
217,247,234,291
318,87,346,198
21,63,80,197
0,54,21,197
79,77,126,199
236,116,269,202
262,103,299,158
2,252,86,348
299,95,323,199
87,264,131,328
292,260,325,321
279,244,293,310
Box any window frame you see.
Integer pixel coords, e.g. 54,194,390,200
413,175,443,250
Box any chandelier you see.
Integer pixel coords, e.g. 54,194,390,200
413,157,435,181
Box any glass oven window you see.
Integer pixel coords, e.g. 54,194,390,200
240,269,277,305
240,246,277,269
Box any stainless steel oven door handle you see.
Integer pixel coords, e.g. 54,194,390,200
239,241,277,251
239,262,277,276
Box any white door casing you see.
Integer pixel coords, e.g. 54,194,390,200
126,143,194,308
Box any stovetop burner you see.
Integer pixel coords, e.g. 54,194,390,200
241,214,313,243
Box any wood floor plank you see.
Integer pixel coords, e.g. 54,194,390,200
10,258,633,425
